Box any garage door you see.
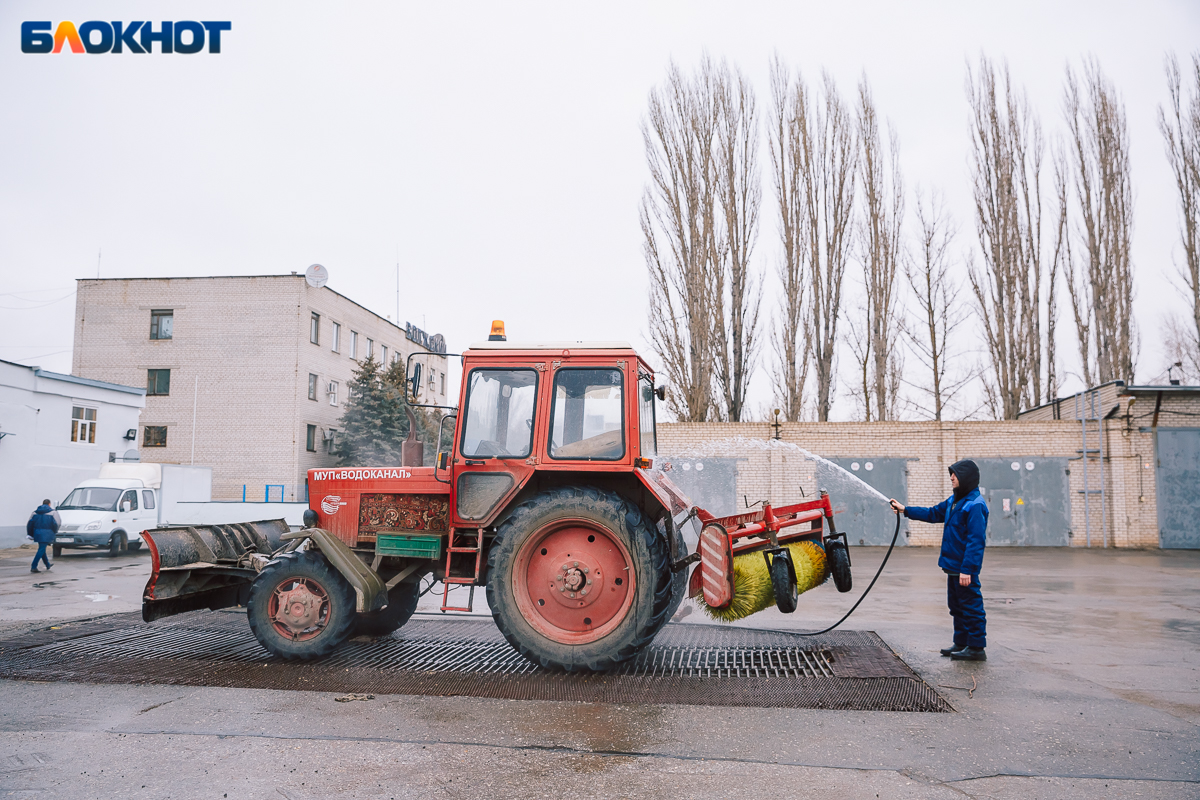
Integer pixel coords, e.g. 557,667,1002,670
974,458,1070,546
1157,429,1200,549
817,458,908,546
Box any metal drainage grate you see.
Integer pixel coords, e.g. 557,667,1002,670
0,611,951,712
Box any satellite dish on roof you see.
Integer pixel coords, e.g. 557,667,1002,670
305,264,329,288
123,449,140,462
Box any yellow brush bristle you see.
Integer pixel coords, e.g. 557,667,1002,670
694,539,831,622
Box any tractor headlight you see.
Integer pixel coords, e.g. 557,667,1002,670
84,520,103,531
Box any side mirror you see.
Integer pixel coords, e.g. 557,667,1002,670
408,363,422,400
655,385,667,402
436,451,449,471
120,501,131,513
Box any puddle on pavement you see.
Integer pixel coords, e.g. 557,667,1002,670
76,591,116,602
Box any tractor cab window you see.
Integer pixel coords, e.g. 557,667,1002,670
460,369,538,459
549,368,625,461
638,375,656,458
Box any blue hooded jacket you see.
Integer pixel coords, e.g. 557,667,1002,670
904,460,989,575
27,505,58,544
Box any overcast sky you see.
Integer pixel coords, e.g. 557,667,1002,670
2,1,1197,420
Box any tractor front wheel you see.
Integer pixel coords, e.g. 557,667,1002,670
353,579,421,637
486,487,671,672
247,551,357,660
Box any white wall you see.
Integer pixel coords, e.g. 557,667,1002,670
0,361,145,547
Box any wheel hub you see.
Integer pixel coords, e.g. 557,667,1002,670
272,580,326,635
514,520,635,644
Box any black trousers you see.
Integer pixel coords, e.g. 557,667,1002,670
947,573,986,648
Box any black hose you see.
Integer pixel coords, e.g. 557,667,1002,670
795,511,902,636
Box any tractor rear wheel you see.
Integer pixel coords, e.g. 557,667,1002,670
247,551,357,660
827,541,853,593
486,487,671,672
353,579,421,637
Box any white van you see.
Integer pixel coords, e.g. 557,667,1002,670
54,463,211,557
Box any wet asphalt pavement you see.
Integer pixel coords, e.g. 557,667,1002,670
0,545,1196,799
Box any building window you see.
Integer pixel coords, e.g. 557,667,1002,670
329,380,339,406
331,322,341,353
150,309,173,340
440,372,446,395
366,338,374,359
146,369,171,396
380,345,388,365
308,373,318,401
306,424,317,452
350,331,359,359
144,426,167,447
310,312,320,344
71,406,97,444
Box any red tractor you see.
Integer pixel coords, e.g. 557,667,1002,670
142,327,852,671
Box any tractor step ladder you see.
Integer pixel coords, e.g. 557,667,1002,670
440,528,483,612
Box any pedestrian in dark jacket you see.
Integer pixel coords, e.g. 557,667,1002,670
26,500,57,573
889,460,989,661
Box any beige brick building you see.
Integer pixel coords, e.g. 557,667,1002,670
658,382,1200,550
71,276,450,501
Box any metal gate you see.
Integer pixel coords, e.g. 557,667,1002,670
1156,429,1200,549
974,458,1070,546
818,458,908,546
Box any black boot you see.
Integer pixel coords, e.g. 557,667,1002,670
940,644,967,657
950,646,987,661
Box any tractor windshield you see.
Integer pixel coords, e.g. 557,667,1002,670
549,368,625,461
460,368,538,459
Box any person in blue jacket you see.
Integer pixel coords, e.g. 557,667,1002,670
26,499,57,574
889,460,988,661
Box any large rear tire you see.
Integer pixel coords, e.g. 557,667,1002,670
486,487,672,672
353,580,421,637
247,551,357,660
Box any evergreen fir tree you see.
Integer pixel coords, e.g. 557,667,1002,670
335,356,404,465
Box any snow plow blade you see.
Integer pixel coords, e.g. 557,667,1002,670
142,520,291,623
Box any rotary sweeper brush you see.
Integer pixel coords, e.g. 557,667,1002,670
140,323,876,674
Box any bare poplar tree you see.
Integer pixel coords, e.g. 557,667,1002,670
642,59,721,421
711,64,763,422
1062,58,1137,385
768,57,811,421
643,57,763,421
769,60,857,422
966,56,1046,419
1159,52,1200,368
903,191,972,420
852,78,905,420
